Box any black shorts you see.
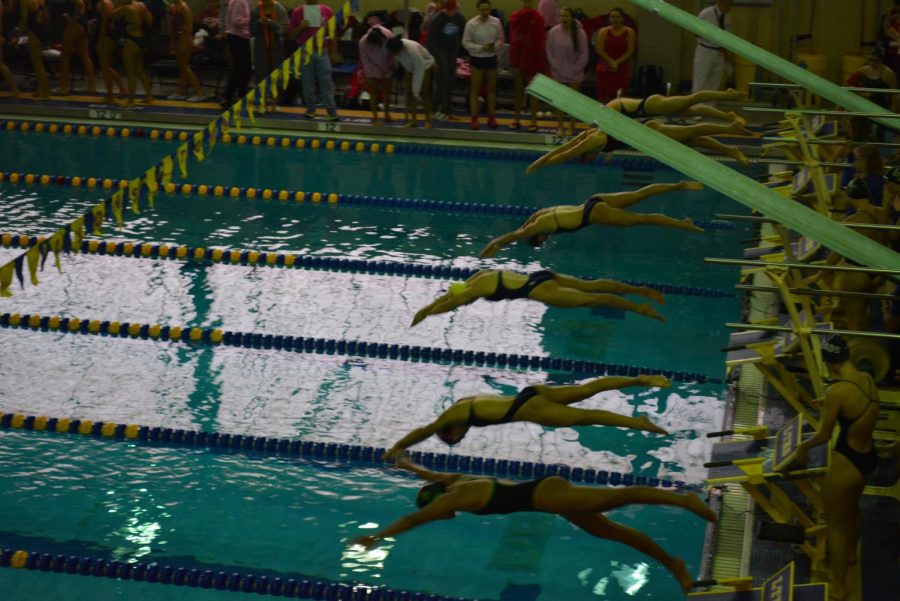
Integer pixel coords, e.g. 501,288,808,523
470,55,498,70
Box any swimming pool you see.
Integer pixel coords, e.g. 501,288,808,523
0,124,749,599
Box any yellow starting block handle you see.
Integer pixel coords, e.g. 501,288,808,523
706,426,770,439
691,576,754,590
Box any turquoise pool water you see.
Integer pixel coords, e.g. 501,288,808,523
0,128,749,599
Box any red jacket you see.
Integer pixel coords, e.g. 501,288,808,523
509,8,546,77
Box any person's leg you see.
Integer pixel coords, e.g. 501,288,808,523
683,103,745,124
300,49,316,114
58,22,77,93
598,181,702,210
369,76,383,124
594,204,705,233
688,136,750,165
485,67,497,126
521,401,667,432
27,33,49,99
531,283,665,321
432,50,450,114
469,67,484,127
549,273,665,304
223,34,240,103
403,71,415,125
137,46,152,102
564,513,693,594
645,119,752,142
76,26,96,92
98,39,123,103
316,51,336,117
526,128,606,173
527,77,539,129
382,77,393,121
824,454,867,601
122,41,139,106
0,46,18,96
235,37,251,99
643,89,742,115
422,66,434,128
175,41,191,96
511,68,524,126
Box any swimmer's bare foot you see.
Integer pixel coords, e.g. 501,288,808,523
725,121,754,136
681,218,705,233
729,111,747,126
638,374,671,388
636,415,668,434
678,180,704,191
723,87,744,101
526,156,550,174
637,303,666,322
671,557,693,595
637,286,665,305
683,493,717,522
726,147,750,166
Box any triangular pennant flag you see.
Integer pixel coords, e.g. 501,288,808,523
145,167,159,194
292,49,301,77
111,190,124,226
233,101,243,129
316,27,325,53
0,262,13,297
48,230,65,273
13,255,24,289
38,241,49,272
128,179,141,213
176,144,189,178
305,38,314,60
246,91,256,124
161,157,174,185
192,131,205,162
84,209,95,238
206,122,217,153
342,3,351,27
91,202,106,236
281,61,290,89
71,217,85,251
328,15,336,40
269,71,279,100
25,245,40,285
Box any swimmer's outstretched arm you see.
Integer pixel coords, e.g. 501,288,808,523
395,455,467,484
411,286,481,326
533,374,670,404
384,419,447,459
480,215,549,258
527,128,606,174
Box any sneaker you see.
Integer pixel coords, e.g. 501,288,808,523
433,111,447,121
186,95,205,103
470,116,480,130
167,93,187,101
487,115,499,129
303,111,317,120
324,113,339,122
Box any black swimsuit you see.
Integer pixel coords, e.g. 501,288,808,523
472,477,551,515
832,379,879,477
557,196,602,234
619,97,648,119
484,270,556,301
466,386,540,428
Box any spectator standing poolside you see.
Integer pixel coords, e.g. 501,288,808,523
462,0,504,130
595,7,635,102
359,23,395,125
546,6,588,136
426,0,465,120
250,0,289,110
288,0,338,121
691,0,732,96
508,0,545,131
387,36,436,129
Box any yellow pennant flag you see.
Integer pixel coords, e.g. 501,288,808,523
176,144,189,178
161,156,174,185
48,230,64,273
91,203,105,236
0,262,13,297
316,27,325,53
71,217,85,250
207,122,217,152
111,190,124,226
233,102,243,129
128,179,141,213
328,16,336,39
292,50,301,77
246,91,256,124
342,2,350,27
305,38,314,62
281,61,290,89
192,132,205,162
145,166,159,194
25,245,40,285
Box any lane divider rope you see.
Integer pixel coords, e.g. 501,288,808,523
0,232,736,299
0,117,676,172
0,169,739,230
0,312,721,384
0,412,696,489
0,545,464,601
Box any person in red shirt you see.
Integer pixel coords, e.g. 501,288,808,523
595,7,635,102
508,0,545,131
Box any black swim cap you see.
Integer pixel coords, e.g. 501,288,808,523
820,334,849,363
884,165,900,185
416,481,448,508
846,178,870,200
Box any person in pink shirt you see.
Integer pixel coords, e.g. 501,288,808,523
288,0,338,120
462,0,504,130
359,23,395,125
537,0,558,30
546,6,587,136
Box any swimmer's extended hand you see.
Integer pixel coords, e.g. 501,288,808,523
678,180,704,191
410,308,429,327
350,535,379,550
479,241,501,258
638,374,671,388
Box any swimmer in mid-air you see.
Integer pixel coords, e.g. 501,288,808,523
351,455,716,595
411,269,666,324
479,181,704,258
383,374,670,458
606,88,746,124
526,121,753,173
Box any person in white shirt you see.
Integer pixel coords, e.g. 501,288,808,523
691,0,733,96
387,36,437,129
462,0,504,129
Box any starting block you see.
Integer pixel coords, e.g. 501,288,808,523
706,416,829,567
690,562,828,600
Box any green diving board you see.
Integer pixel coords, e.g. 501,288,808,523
627,0,900,132
526,75,900,273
